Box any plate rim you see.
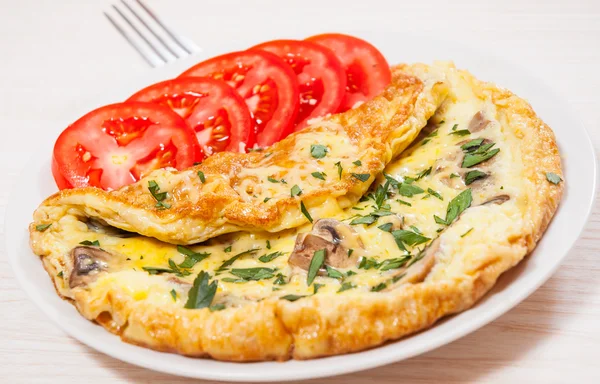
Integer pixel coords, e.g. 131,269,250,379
4,31,597,381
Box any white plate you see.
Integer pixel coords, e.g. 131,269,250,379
5,31,596,382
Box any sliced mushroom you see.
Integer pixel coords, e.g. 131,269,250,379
69,246,112,288
482,194,510,205
384,237,439,290
289,219,364,271
468,111,491,133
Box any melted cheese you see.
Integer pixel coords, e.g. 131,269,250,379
55,64,523,309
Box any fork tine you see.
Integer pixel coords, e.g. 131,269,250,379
104,12,157,67
119,0,181,59
134,0,193,55
112,4,168,63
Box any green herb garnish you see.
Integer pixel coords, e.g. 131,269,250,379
434,188,472,226
267,176,280,183
378,222,393,232
353,160,362,166
465,170,487,185
350,215,377,226
170,289,177,301
291,185,302,197
197,171,206,183
177,245,210,269
398,183,425,197
337,282,356,293
371,282,387,292
217,248,260,271
281,294,306,302
396,199,412,206
546,172,562,184
263,197,271,203
311,171,326,180
79,240,100,246
230,267,275,281
184,271,217,309
313,283,324,294
307,249,326,286
461,228,474,237
258,251,283,263
392,229,430,251
325,265,344,279
460,138,484,151
462,148,500,168
57,271,63,278
273,273,287,285
427,188,443,200
224,246,232,253
266,240,271,250
148,180,171,209
334,161,343,179
352,173,370,182
36,223,52,232
450,129,470,136
310,144,328,158
209,303,226,311
300,201,313,223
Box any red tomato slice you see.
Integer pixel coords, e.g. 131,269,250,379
251,39,346,131
179,50,299,148
306,33,391,112
52,102,203,190
127,77,254,155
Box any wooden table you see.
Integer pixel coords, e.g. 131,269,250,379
1,0,598,382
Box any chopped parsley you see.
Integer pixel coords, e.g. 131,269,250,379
209,303,226,311
392,229,430,251
224,245,232,253
325,265,344,279
267,176,280,183
307,249,326,286
35,223,52,232
461,228,474,237
546,172,562,184
266,240,271,250
258,251,284,263
148,180,171,209
427,188,443,200
170,289,177,301
79,240,100,246
460,138,484,151
421,129,438,146
351,173,370,182
465,170,487,185
313,283,324,294
229,267,275,281
310,144,328,158
281,294,306,302
273,273,287,285
450,173,460,179
396,199,412,206
434,188,472,226
197,171,206,183
371,282,387,292
311,171,326,180
337,282,356,293
300,201,313,223
353,160,362,166
450,129,471,136
177,245,210,269
378,222,393,232
217,248,260,271
57,271,63,278
184,271,217,309
290,184,302,197
263,197,271,203
398,183,424,197
350,215,377,226
334,161,343,179
416,167,432,180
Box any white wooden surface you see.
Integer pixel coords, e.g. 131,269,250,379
1,0,599,382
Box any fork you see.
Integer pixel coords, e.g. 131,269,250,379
104,0,201,67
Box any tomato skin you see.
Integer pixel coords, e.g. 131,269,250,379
251,39,346,131
179,50,299,148
127,77,254,155
52,102,203,191
306,33,391,112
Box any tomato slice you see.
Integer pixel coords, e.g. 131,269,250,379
306,33,391,112
127,77,254,155
251,40,346,131
179,50,299,148
52,102,203,190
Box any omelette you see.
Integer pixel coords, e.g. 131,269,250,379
29,62,563,361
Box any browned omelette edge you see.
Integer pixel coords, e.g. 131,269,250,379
29,65,563,361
